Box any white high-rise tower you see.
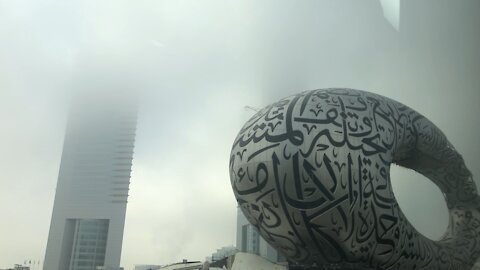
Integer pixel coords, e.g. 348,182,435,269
44,93,137,270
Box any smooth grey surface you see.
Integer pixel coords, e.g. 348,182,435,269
230,88,480,270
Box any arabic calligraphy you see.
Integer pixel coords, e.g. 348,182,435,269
229,88,480,270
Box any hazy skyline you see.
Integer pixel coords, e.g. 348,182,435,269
0,1,479,269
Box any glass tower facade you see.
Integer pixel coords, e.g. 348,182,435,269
69,219,109,270
236,207,285,263
241,224,259,255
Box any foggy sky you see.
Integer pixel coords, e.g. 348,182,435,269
1,1,479,269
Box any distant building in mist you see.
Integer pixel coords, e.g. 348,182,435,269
236,207,285,263
43,93,137,270
0,265,30,270
133,265,161,270
206,246,237,262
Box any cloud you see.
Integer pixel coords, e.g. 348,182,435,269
0,1,479,269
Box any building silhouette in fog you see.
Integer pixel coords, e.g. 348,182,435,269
43,93,137,270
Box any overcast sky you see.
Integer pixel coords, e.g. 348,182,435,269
1,1,479,269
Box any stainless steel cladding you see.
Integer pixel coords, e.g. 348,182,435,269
229,88,480,270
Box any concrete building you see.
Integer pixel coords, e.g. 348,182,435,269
208,246,237,262
43,94,137,270
230,253,286,270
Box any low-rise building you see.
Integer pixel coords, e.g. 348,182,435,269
208,246,237,262
158,260,203,270
0,265,30,270
133,265,162,270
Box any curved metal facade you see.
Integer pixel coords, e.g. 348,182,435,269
229,88,480,269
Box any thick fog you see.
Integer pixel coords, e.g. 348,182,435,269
0,0,479,269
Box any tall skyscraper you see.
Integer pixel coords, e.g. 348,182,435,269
44,94,137,270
